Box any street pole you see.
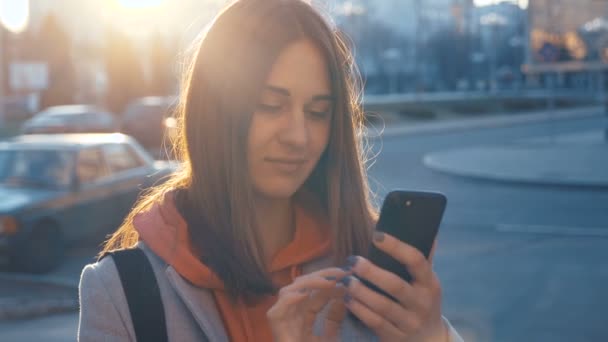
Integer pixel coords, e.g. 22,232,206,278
0,28,4,125
548,72,556,144
490,25,498,93
413,0,421,91
600,69,608,142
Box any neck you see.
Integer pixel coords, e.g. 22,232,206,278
253,195,296,265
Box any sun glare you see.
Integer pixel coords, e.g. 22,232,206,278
118,0,164,9
0,0,29,33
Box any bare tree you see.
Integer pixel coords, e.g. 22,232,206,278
104,29,146,115
36,14,76,109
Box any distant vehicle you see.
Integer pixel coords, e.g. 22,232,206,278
21,105,118,135
121,96,178,158
0,134,177,273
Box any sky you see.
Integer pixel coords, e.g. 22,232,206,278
474,0,528,9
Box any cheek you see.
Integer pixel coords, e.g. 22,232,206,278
247,115,267,157
311,122,331,156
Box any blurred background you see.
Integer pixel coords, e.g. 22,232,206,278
0,0,607,341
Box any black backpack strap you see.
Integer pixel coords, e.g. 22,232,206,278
101,249,168,342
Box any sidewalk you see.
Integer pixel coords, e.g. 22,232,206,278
0,276,78,320
423,130,608,187
0,246,94,321
366,105,604,138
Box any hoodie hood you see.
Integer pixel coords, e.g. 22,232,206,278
133,191,332,289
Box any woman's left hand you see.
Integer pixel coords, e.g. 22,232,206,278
342,232,448,342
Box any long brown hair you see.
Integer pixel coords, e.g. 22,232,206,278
102,0,377,299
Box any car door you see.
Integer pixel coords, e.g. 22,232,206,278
60,147,118,242
101,143,151,224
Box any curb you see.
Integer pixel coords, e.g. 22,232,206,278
422,146,608,189
365,106,605,139
0,272,79,289
0,297,78,321
0,273,79,321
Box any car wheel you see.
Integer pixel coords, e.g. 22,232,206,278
15,223,65,273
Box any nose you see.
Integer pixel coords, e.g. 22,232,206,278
278,108,308,149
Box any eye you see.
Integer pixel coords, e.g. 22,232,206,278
307,110,330,120
257,103,283,113
305,100,331,120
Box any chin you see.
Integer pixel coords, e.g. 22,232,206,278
253,180,303,200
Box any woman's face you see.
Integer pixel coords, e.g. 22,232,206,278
248,38,332,200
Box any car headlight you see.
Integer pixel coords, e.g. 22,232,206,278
0,217,18,235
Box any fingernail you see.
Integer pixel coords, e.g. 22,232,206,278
324,276,337,281
373,231,385,242
340,276,352,288
344,294,352,303
344,255,358,270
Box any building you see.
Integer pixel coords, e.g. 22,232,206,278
525,0,608,90
317,0,468,91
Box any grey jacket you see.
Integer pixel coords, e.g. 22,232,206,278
78,242,463,341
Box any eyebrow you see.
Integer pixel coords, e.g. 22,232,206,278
264,85,334,101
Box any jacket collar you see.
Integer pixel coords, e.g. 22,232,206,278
165,266,230,342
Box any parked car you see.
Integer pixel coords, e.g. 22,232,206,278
0,133,177,272
121,96,178,158
21,105,118,134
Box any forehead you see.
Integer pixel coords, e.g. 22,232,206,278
264,38,331,95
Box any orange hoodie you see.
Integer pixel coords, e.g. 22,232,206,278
133,192,332,341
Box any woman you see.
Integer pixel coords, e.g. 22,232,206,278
78,0,463,341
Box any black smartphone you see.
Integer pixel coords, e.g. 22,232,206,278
361,190,447,299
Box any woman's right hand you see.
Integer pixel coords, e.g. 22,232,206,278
267,268,350,342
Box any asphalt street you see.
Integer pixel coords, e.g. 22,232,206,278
366,114,608,341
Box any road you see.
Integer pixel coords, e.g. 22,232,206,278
1,114,607,341
366,114,608,341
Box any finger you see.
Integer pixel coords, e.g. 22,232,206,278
305,285,347,339
279,268,348,295
344,275,419,332
302,282,346,330
267,289,309,320
306,282,346,314
345,296,406,341
371,232,433,284
347,256,419,310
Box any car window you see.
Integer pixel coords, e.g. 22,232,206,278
124,144,148,167
77,148,108,184
0,149,74,188
102,143,145,174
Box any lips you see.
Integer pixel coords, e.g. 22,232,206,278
265,157,307,173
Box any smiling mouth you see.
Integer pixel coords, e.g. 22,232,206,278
265,158,307,172
265,157,307,164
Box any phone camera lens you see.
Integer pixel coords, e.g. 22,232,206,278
405,200,412,207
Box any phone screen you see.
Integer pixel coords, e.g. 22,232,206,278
362,190,446,297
